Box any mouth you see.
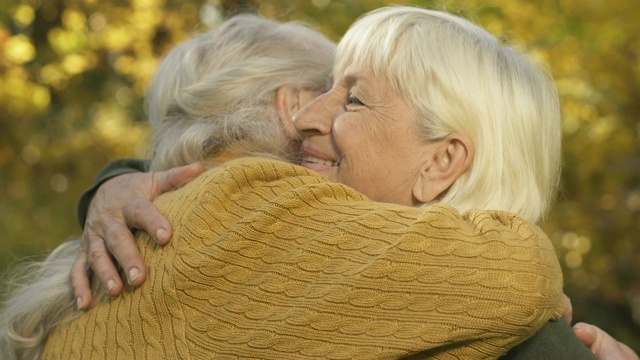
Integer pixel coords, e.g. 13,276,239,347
300,154,340,167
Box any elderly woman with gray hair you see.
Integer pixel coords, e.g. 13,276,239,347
2,7,636,360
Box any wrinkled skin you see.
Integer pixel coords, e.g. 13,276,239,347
72,163,203,309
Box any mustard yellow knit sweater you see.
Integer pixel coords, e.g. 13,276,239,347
44,158,563,359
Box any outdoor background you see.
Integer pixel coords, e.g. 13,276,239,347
1,0,639,352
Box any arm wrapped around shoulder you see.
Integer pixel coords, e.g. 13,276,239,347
406,204,564,351
167,159,565,359
164,159,565,359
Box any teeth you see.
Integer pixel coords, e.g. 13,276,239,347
301,155,339,166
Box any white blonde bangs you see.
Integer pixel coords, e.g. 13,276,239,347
336,6,562,223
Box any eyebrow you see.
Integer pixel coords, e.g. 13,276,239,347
342,71,369,88
342,73,357,88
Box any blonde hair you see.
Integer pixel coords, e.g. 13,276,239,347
148,14,335,171
0,14,334,359
336,6,562,223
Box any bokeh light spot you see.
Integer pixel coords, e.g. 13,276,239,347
89,12,107,32
13,5,35,27
50,174,69,193
32,85,51,109
562,231,579,249
565,250,583,269
21,145,41,165
4,34,36,64
199,4,222,27
104,26,132,50
62,9,87,31
116,86,134,106
62,53,89,75
40,64,67,88
627,191,640,212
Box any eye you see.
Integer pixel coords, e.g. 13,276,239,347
346,92,364,107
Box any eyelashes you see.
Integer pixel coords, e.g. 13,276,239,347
347,92,364,107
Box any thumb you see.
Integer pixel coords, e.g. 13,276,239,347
574,322,640,360
573,322,598,349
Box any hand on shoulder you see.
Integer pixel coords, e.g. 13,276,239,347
574,322,639,360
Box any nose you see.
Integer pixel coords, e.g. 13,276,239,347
294,91,339,138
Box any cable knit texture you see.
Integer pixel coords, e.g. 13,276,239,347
44,157,563,359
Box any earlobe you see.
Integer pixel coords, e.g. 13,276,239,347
412,133,474,203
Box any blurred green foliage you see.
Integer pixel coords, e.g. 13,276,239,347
1,0,639,353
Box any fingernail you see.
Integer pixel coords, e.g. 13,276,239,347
107,279,116,292
573,322,588,332
76,297,83,310
156,228,167,241
128,267,141,284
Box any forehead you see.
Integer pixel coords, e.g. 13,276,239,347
334,63,402,98
335,66,411,112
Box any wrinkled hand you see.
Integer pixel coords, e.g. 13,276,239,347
71,163,204,310
574,322,639,360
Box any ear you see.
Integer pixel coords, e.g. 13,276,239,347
412,133,475,203
275,86,301,138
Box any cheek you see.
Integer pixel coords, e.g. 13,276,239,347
335,117,391,179
342,162,383,202
333,120,382,191
333,114,383,151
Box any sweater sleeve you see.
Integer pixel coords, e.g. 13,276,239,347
76,158,150,228
161,158,564,359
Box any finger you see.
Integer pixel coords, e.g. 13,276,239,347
575,323,640,360
618,343,640,360
102,220,147,287
86,230,124,297
122,164,203,245
154,163,204,194
70,244,93,310
573,322,599,348
620,343,640,360
124,197,172,246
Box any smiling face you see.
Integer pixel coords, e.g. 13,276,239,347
294,66,444,207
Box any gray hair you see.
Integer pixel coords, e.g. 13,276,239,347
0,14,334,359
148,14,335,171
336,6,562,223
0,241,89,360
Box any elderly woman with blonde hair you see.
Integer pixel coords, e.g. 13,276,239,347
2,7,635,360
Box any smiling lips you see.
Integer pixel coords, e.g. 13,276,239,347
300,154,339,166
